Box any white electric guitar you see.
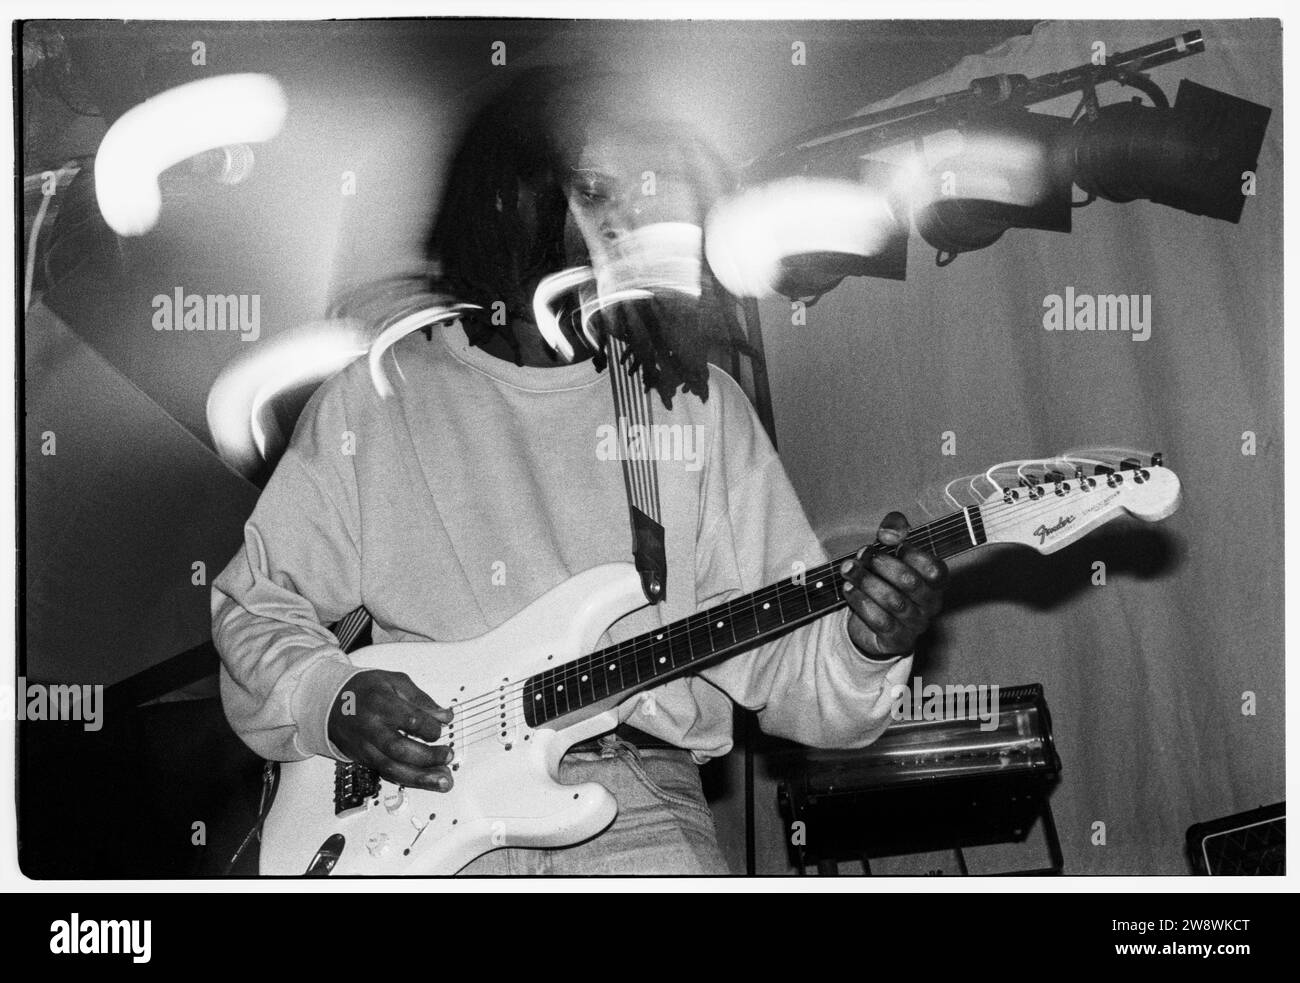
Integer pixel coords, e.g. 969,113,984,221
259,451,1181,875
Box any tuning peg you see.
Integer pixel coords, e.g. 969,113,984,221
1120,457,1141,471
1097,466,1117,488
1019,475,1045,498
1150,452,1163,468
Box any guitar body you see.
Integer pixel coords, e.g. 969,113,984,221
257,450,1182,876
260,562,650,876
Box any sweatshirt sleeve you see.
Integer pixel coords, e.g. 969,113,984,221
695,372,912,749
211,378,367,762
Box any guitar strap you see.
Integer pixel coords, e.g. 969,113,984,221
605,334,667,605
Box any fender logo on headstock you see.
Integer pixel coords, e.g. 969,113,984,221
1033,514,1076,545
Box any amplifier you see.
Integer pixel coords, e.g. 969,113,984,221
777,682,1062,873
1186,802,1285,875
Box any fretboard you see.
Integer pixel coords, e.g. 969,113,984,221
521,505,986,727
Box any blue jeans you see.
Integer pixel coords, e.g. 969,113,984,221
459,734,730,875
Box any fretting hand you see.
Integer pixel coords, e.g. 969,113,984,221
840,511,947,659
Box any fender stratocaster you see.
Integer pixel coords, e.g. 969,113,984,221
260,451,1181,875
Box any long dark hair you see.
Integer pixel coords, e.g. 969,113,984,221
425,69,575,340
424,67,754,407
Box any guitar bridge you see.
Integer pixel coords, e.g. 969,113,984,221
335,761,381,817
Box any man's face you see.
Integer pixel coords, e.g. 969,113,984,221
563,126,701,269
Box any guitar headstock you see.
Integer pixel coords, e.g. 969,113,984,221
978,451,1182,554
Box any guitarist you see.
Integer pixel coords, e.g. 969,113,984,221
211,70,947,874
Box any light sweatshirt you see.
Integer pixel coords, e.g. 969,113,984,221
211,324,912,763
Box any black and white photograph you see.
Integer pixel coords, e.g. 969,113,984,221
6,0,1289,918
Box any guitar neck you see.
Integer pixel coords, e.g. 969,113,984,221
522,505,988,726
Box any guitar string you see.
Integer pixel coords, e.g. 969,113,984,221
609,335,660,523
446,472,1154,748
442,468,1138,728
450,520,983,751
448,514,997,747
446,522,966,736
443,475,1076,726
442,469,1146,736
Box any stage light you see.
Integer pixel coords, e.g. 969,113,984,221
94,73,287,237
912,111,1073,262
713,31,1270,294
368,302,482,397
704,171,906,300
534,266,599,363
206,320,369,477
1068,80,1271,223
535,223,703,361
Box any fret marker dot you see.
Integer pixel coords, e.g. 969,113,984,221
657,634,664,640
716,621,724,629
534,694,541,701
815,581,823,589
581,674,588,682
658,657,666,664
556,685,564,692
763,603,770,610
608,664,616,670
